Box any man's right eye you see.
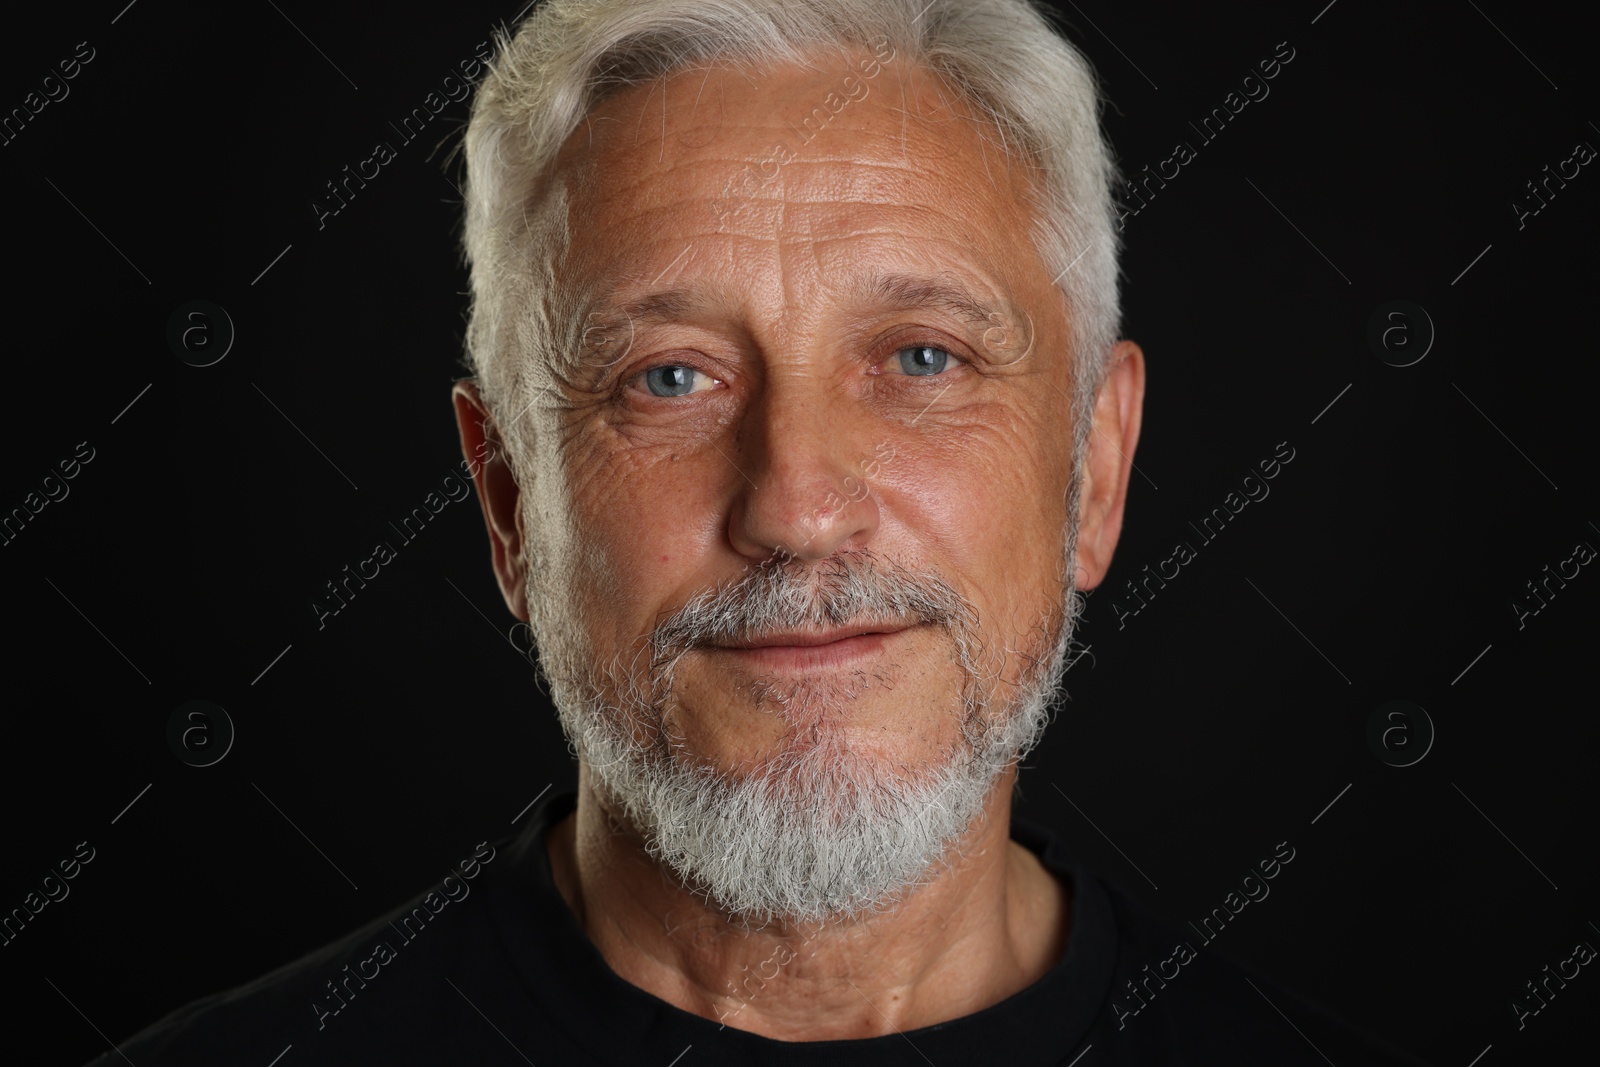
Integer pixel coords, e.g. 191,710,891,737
636,365,722,397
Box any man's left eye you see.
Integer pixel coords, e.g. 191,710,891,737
892,345,957,376
638,365,721,397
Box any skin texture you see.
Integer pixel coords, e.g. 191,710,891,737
453,44,1145,1040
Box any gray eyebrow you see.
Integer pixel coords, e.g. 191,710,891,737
849,271,1002,326
566,269,1006,380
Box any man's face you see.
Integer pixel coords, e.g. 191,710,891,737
496,45,1098,919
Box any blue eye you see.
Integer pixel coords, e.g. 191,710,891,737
896,345,951,376
642,365,714,397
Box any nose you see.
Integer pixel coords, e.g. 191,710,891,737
726,368,880,563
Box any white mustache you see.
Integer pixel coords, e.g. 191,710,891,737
648,549,980,668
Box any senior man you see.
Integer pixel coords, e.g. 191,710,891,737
91,1,1428,1064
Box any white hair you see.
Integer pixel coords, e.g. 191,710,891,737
458,0,1122,469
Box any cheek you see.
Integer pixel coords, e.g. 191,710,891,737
887,421,1068,629
565,443,728,641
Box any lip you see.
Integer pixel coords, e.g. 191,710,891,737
708,623,921,669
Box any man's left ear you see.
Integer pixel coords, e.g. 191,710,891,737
1072,340,1145,590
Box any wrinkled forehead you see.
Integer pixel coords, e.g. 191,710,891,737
538,45,1050,297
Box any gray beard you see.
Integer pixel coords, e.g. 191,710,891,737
530,527,1083,928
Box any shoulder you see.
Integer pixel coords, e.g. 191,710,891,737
1089,876,1433,1066
80,839,513,1067
1009,817,1430,1066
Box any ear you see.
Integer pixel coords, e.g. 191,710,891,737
1072,340,1145,591
452,380,530,621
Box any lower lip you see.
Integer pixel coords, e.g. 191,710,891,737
709,626,918,670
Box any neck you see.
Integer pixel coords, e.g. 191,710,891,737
544,764,1071,1041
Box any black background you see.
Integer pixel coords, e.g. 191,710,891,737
2,1,1594,1063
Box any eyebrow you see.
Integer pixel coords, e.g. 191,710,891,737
849,272,1002,327
569,270,1006,379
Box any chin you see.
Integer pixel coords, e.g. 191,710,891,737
571,667,1047,927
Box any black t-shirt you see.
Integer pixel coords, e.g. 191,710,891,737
86,791,1429,1065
